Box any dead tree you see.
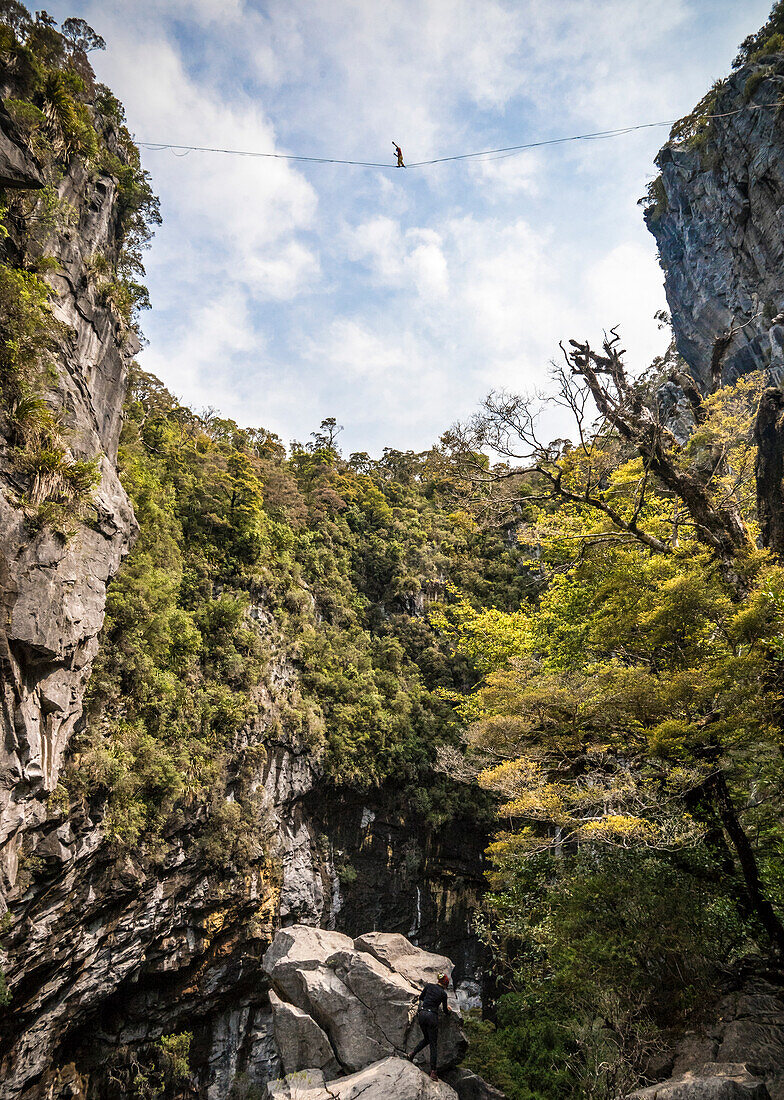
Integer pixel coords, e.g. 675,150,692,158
710,322,739,393
564,331,753,567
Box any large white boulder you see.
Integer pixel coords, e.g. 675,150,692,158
354,933,453,988
330,1057,458,1098
327,947,420,1051
263,927,354,981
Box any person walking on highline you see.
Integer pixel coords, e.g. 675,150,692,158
407,973,451,1081
393,141,405,167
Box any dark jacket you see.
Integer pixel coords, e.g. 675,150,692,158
418,982,449,1015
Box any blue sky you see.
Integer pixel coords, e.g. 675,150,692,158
47,0,773,454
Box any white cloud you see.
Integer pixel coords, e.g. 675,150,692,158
142,289,260,414
345,218,448,299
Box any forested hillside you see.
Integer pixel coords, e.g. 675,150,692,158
77,364,527,852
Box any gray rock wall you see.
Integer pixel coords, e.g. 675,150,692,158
0,111,136,900
646,55,784,391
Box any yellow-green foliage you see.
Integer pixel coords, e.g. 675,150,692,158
0,261,59,400
745,67,774,100
430,585,530,676
642,174,668,223
157,1033,191,1082
0,262,98,522
736,2,784,67
437,363,784,1094
668,80,724,150
1,5,160,326
459,547,783,843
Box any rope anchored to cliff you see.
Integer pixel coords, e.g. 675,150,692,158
137,102,781,170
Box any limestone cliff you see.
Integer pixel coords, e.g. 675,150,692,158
0,107,136,902
645,47,784,390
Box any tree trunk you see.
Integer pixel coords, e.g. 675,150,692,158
707,770,784,957
566,337,753,567
754,386,784,557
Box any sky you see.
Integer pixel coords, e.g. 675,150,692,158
46,0,773,455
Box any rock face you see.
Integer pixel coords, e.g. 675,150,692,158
627,968,784,1100
306,789,487,998
269,991,342,1079
0,105,137,902
646,53,784,390
0,101,43,188
667,972,784,1100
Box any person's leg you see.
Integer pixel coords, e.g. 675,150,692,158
410,1032,429,1059
409,1013,431,1059
427,1020,439,1073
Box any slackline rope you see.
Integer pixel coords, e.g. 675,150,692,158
136,101,780,170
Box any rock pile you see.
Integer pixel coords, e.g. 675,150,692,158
625,968,784,1100
261,927,502,1100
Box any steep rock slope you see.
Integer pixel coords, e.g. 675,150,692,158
0,109,135,899
261,927,502,1100
646,45,784,389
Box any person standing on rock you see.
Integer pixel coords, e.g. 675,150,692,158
407,973,451,1080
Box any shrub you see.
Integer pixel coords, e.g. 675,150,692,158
157,1032,191,1082
0,262,61,402
744,67,772,100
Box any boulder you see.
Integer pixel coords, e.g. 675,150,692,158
264,1058,458,1099
264,1068,332,1100
442,1067,506,1100
262,926,466,1074
269,990,341,1079
329,1057,458,1098
627,1062,771,1100
354,933,453,988
327,947,421,1049
263,926,354,983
